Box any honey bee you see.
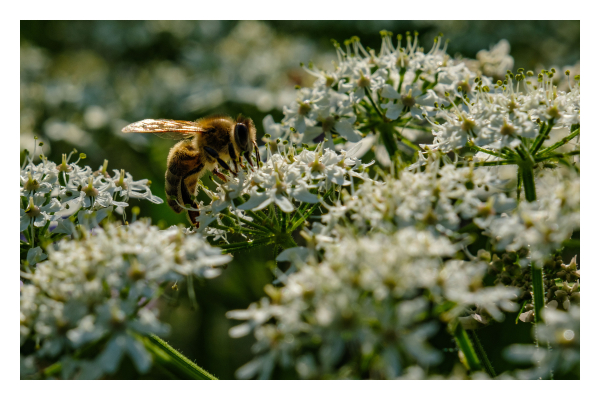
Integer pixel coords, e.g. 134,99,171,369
122,114,259,225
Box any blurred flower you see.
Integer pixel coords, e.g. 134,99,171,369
20,220,230,378
503,306,579,379
228,228,520,379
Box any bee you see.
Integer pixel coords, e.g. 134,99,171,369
122,114,259,225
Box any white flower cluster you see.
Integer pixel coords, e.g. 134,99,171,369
426,70,580,153
265,33,495,147
20,220,230,379
321,160,514,238
20,150,163,265
261,33,580,183
227,228,519,379
484,168,580,266
196,143,373,234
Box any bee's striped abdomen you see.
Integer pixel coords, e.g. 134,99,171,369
165,140,201,214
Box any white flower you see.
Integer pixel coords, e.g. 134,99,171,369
20,194,62,231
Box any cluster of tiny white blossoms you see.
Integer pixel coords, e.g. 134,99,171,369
318,158,513,238
263,32,493,148
483,168,579,267
423,69,580,154
195,142,373,237
20,220,230,379
227,228,519,379
20,147,163,266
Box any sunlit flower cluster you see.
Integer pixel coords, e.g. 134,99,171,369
264,33,499,148
425,70,580,154
20,220,230,378
195,142,373,237
317,158,514,239
20,149,163,266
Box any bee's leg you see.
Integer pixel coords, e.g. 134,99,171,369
243,151,254,171
180,180,199,227
253,141,261,165
165,168,184,213
204,146,237,176
182,169,202,227
227,143,239,174
212,167,228,183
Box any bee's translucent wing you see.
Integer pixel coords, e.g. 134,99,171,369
121,119,204,140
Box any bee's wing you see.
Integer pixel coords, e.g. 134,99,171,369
121,119,205,140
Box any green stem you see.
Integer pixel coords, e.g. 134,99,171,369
143,334,217,380
42,360,62,378
454,322,482,372
279,233,297,250
518,161,537,202
528,121,548,155
396,66,406,92
516,167,522,202
515,300,528,324
399,136,421,152
531,264,545,325
530,120,554,155
243,209,278,233
534,150,580,163
223,211,274,234
536,129,580,156
211,223,266,237
471,330,496,377
379,124,400,159
467,145,509,159
365,88,386,121
219,236,274,254
289,187,335,232
280,209,288,233
456,160,518,168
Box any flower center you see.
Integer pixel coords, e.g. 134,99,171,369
401,89,416,108
320,116,335,133
115,169,127,189
357,71,370,88
298,101,311,116
83,177,99,197
308,150,325,173
500,121,516,136
547,105,561,119
24,172,40,192
25,197,41,218
461,118,476,132
56,153,72,173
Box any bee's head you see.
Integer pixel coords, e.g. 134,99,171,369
234,115,256,154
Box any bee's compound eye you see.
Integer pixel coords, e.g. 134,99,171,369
235,123,249,148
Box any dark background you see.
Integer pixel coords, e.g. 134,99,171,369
20,20,580,379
